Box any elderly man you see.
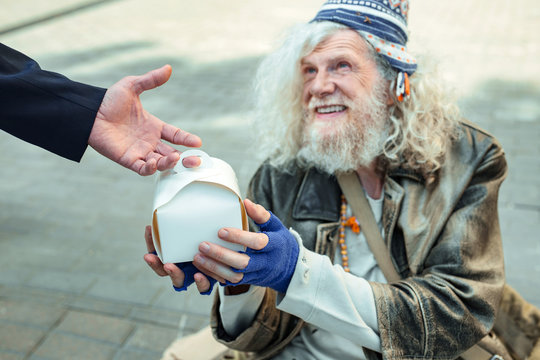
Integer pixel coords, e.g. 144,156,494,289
145,1,510,359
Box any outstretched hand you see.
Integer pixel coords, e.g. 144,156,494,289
88,65,202,175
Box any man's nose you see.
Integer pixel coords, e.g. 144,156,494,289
309,71,335,98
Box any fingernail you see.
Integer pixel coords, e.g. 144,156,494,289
194,254,206,265
218,229,228,238
200,242,210,253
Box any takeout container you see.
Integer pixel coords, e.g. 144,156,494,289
151,150,248,263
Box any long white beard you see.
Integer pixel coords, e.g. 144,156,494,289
298,85,390,174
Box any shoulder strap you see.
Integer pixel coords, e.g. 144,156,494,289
336,171,493,360
336,171,400,283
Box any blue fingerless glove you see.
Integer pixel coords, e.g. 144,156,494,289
226,211,300,293
174,262,216,296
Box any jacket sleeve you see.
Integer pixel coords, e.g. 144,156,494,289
371,130,508,360
0,43,106,162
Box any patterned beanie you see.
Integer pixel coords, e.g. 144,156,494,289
311,0,417,101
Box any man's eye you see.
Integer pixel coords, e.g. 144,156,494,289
337,62,351,70
304,67,316,75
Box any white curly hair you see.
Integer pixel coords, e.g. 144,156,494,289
252,21,462,177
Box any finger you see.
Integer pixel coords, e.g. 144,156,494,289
193,254,243,284
133,158,157,176
143,253,168,276
244,199,271,224
144,226,156,253
194,273,211,293
155,152,180,171
143,226,167,275
192,263,227,284
155,142,178,156
154,151,199,170
181,155,201,168
199,242,250,270
163,263,186,288
133,64,172,95
161,123,202,147
218,227,268,251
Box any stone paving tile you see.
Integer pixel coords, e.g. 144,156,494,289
127,307,183,329
124,323,178,352
27,270,97,294
113,348,162,360
151,284,214,316
184,291,215,317
0,299,64,329
178,313,211,335
0,351,26,360
150,289,191,313
0,322,46,354
0,286,72,308
0,0,107,33
0,268,36,286
30,333,117,360
68,296,133,319
55,310,135,345
86,277,164,306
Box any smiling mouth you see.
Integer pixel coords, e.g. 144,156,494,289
316,105,347,114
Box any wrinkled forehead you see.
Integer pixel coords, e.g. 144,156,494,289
302,29,372,63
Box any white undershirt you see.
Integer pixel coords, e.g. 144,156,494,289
219,192,386,359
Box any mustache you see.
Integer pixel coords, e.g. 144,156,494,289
307,95,354,111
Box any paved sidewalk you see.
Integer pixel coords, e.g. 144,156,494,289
1,1,539,359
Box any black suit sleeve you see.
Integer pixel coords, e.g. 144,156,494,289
0,43,107,162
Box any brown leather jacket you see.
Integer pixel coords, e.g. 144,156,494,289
211,121,507,360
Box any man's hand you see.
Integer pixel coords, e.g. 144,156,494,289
143,225,216,294
193,199,300,293
88,65,202,176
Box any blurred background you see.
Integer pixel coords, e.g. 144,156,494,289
1,1,539,359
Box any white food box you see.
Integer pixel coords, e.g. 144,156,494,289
151,150,247,263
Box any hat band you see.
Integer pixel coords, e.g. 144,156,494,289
312,3,417,75
318,2,408,35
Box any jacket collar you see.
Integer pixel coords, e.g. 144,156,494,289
292,167,342,222
291,165,425,222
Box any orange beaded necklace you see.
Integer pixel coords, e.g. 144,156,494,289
339,194,361,273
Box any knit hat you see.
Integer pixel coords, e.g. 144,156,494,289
311,0,417,100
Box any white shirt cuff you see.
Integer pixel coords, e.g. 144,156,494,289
218,284,265,337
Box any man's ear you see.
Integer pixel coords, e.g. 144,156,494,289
386,89,395,105
383,79,395,105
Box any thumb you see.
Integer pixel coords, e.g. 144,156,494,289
244,199,271,225
133,64,172,95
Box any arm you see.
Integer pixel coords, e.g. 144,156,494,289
201,199,305,353
214,214,381,352
217,285,265,337
373,137,508,359
0,43,105,161
275,243,382,353
201,199,382,354
0,43,201,174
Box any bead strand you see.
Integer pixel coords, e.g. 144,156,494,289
339,195,361,273
339,195,350,272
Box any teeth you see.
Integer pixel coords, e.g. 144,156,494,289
317,105,346,114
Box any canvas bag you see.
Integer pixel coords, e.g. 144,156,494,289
336,171,540,360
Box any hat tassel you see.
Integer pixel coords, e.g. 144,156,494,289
396,72,410,102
